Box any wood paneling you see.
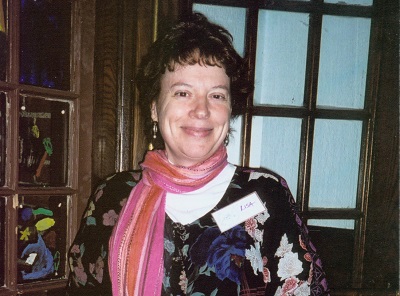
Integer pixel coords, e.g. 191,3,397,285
362,0,399,290
92,0,119,186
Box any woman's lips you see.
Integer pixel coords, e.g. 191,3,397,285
181,126,213,137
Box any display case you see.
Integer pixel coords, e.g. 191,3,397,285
0,0,95,294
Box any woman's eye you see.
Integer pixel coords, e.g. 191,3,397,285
211,94,226,100
175,91,189,97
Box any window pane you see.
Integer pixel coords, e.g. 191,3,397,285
325,0,372,5
317,15,371,109
17,195,68,283
19,96,70,187
19,0,72,90
309,119,362,208
227,115,243,166
0,92,5,186
308,224,355,289
0,0,6,81
250,116,302,197
254,10,309,106
193,4,247,56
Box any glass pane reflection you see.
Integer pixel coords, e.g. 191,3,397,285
17,195,68,283
19,0,71,90
19,96,70,187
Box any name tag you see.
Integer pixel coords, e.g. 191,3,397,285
212,192,266,233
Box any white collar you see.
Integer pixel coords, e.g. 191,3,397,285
165,163,236,225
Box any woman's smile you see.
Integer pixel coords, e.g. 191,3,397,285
181,126,213,137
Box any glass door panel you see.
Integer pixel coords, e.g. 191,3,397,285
309,119,362,208
254,10,309,107
18,96,70,187
317,15,371,109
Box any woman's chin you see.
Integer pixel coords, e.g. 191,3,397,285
164,137,225,166
169,149,214,166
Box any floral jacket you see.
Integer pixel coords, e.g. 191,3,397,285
66,167,329,296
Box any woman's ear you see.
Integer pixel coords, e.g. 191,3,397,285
150,101,158,122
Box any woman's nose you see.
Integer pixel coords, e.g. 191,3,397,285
190,97,210,119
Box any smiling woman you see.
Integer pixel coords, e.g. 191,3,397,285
152,64,231,167
66,13,329,296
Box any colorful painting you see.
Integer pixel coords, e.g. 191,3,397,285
17,196,67,283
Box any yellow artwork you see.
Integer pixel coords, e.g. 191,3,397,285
35,218,56,231
20,227,31,241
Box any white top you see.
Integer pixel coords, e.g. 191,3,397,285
165,163,236,225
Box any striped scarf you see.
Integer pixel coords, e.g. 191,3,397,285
109,145,228,295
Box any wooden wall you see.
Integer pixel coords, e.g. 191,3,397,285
92,0,120,187
362,0,399,291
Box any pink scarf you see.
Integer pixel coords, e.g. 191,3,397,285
109,145,228,295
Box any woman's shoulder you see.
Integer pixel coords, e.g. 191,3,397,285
229,165,296,212
232,165,290,190
98,170,142,187
92,170,142,201
66,171,142,293
88,171,141,212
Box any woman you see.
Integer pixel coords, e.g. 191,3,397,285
67,13,329,296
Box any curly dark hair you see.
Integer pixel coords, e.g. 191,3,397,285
136,13,252,149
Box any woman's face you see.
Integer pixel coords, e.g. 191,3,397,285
151,63,231,167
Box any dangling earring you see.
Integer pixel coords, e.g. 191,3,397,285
148,121,158,151
224,134,229,146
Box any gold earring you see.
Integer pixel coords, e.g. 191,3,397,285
148,121,158,151
224,134,229,146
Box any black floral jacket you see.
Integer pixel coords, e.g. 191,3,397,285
66,167,329,296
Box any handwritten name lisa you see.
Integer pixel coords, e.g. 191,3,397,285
240,201,255,211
